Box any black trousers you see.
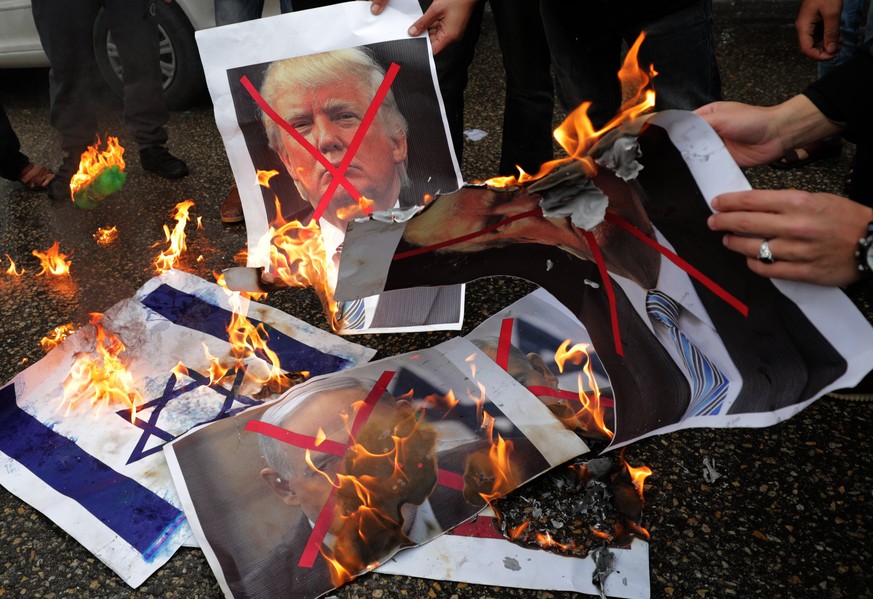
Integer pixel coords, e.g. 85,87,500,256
422,0,555,176
31,0,169,154
0,102,29,181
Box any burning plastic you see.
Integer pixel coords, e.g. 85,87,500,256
70,136,126,209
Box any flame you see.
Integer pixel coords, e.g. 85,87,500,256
40,323,76,352
69,136,125,200
61,313,142,421
172,362,189,378
256,169,280,187
476,434,517,505
93,226,118,247
485,32,655,188
535,531,571,551
590,527,613,542
335,196,376,221
196,342,229,385
508,520,530,540
624,460,653,496
32,242,72,276
154,200,195,273
246,197,336,325
554,339,590,373
4,254,24,276
225,292,293,394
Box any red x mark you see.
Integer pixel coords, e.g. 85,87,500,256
392,205,748,358
245,369,465,569
495,317,614,408
240,62,401,225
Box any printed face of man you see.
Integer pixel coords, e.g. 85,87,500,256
272,78,408,229
403,170,652,263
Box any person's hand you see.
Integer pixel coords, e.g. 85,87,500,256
695,96,843,167
368,0,388,15
707,189,872,287
407,0,479,55
795,0,843,60
695,102,788,166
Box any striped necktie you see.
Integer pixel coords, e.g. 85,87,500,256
646,289,728,416
338,298,367,330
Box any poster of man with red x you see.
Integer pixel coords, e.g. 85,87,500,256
197,0,464,334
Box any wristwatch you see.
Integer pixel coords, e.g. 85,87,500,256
857,221,873,278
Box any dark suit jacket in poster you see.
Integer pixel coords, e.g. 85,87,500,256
637,123,846,415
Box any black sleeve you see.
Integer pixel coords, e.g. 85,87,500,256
802,38,873,141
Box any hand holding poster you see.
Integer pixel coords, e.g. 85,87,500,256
197,0,465,334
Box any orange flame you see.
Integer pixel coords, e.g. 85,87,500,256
40,323,76,352
69,136,125,200
200,343,231,386
61,313,142,421
552,341,614,439
93,226,118,247
554,339,589,373
485,32,655,188
4,254,24,276
246,197,336,324
154,200,195,273
477,434,517,505
535,531,571,551
335,196,376,221
256,169,280,187
225,292,293,394
32,241,72,276
624,460,653,496
508,520,530,540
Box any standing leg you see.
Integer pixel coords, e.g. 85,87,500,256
418,0,486,164
490,0,554,176
540,0,622,130
104,0,188,177
214,0,266,25
0,102,30,182
31,0,102,199
634,0,722,112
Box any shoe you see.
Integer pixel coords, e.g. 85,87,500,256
826,370,873,401
220,184,245,224
769,138,841,170
18,163,55,190
139,146,189,179
47,149,86,202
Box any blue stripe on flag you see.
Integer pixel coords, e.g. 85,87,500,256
140,284,349,376
0,384,185,560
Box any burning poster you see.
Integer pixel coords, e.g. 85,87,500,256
335,110,873,446
196,0,465,334
164,338,588,599
379,500,650,598
464,288,615,442
0,270,373,587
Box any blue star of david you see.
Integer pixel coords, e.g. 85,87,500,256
118,366,262,464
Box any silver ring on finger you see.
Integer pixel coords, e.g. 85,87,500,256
757,239,775,264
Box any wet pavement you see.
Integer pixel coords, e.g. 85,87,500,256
2,1,872,597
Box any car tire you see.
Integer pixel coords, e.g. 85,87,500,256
93,2,206,111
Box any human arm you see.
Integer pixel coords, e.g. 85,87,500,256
795,0,843,60
707,189,873,287
694,95,843,167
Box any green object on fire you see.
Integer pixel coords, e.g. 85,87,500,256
72,165,127,210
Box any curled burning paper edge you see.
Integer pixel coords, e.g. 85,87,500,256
595,135,644,181
539,177,609,231
362,205,425,223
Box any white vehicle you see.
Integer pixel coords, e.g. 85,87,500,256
0,1,217,109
